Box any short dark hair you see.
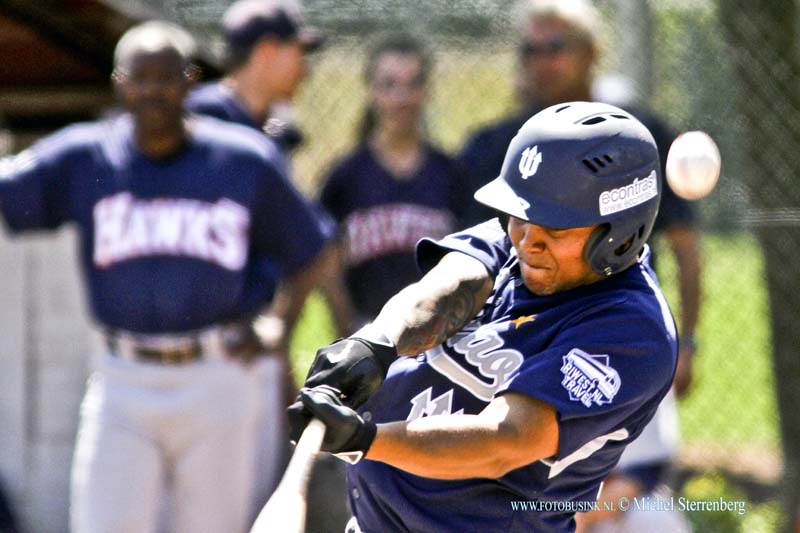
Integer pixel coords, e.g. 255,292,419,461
222,0,324,70
364,32,432,85
356,32,433,142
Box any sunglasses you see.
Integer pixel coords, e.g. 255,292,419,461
372,76,426,92
519,36,576,58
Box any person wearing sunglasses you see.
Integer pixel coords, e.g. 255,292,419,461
460,1,699,530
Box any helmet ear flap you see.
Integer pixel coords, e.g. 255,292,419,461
584,224,612,276
586,223,650,277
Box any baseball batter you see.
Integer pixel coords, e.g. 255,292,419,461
290,102,678,532
0,22,329,533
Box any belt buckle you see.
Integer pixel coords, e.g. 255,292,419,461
135,343,201,364
163,347,192,364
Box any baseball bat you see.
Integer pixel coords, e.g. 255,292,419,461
249,418,326,533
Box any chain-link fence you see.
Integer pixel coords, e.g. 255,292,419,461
52,0,800,531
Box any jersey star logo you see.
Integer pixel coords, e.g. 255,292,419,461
510,315,536,329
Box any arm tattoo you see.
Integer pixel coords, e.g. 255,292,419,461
394,276,489,355
372,251,493,356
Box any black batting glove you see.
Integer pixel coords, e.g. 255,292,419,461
303,326,397,409
298,385,377,464
288,394,313,443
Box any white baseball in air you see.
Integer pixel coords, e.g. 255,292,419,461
665,131,721,200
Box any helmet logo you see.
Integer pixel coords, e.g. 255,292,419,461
598,170,658,216
519,146,543,180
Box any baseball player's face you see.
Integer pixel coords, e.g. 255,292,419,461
518,18,593,106
115,48,190,133
269,39,307,99
370,52,426,135
508,217,602,295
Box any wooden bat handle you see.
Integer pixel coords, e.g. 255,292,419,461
249,419,326,533
286,418,327,480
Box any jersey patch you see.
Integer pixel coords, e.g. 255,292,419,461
560,348,621,407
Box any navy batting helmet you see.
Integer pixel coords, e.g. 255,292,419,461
474,101,661,276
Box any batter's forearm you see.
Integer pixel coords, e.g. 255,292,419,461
372,252,493,356
368,416,513,479
366,393,558,480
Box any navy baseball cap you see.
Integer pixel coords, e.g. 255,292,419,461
223,0,325,53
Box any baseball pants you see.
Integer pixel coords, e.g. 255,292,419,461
70,353,259,533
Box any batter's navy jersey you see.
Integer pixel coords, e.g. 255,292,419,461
0,114,329,333
347,220,678,532
319,144,470,318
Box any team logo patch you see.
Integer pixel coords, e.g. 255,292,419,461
560,348,621,407
598,170,658,216
518,145,543,179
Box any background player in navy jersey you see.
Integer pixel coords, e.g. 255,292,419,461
313,32,471,531
319,32,470,334
0,21,331,533
288,101,678,532
186,0,328,349
185,0,336,519
185,0,323,153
